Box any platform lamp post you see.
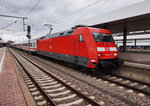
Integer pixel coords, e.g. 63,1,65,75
26,25,31,56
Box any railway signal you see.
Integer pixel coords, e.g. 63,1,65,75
26,26,31,39
26,25,31,55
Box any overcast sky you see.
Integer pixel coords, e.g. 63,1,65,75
0,0,144,42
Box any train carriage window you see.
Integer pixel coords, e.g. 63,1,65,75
79,35,84,42
33,42,35,48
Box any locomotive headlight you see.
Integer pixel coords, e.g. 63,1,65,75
114,53,117,56
98,53,102,56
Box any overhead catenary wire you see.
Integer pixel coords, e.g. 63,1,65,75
0,21,17,30
26,0,41,16
0,18,15,22
2,5,23,16
23,0,34,13
51,0,104,23
55,0,77,13
0,0,26,32
0,0,5,12
0,14,27,19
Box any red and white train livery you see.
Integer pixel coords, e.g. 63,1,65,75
11,26,123,71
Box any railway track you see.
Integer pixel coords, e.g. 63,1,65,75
101,74,150,96
33,52,150,96
23,50,150,97
11,48,150,105
10,48,100,106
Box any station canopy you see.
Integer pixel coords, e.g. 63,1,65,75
72,0,150,34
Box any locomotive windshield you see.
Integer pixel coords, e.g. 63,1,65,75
92,32,114,42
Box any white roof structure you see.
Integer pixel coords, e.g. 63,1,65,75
58,0,150,34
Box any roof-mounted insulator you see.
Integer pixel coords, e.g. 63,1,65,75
71,25,88,29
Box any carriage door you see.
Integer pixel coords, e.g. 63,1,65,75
74,34,86,64
78,34,85,56
78,34,88,66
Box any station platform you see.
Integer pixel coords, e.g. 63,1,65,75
0,47,31,106
114,51,150,83
119,51,150,65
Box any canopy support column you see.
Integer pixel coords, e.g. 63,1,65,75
123,27,127,52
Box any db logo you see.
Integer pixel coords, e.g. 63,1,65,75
105,54,111,56
105,47,110,51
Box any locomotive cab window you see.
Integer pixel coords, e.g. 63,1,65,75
92,32,114,42
79,35,84,42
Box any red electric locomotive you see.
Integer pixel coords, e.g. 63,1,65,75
36,25,123,71
11,25,123,71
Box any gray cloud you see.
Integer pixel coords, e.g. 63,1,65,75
0,0,143,42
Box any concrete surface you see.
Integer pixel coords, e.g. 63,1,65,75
119,52,150,65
